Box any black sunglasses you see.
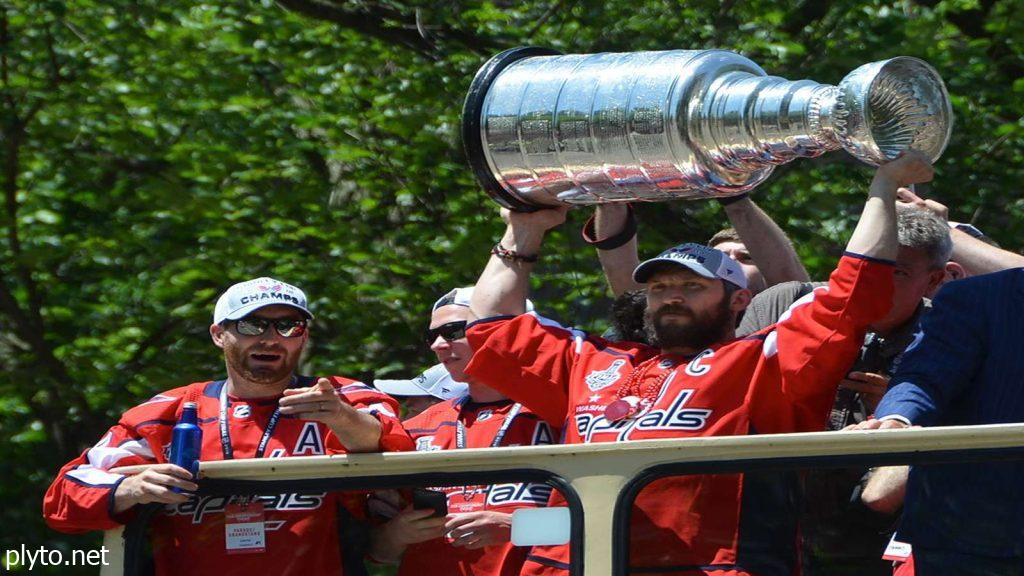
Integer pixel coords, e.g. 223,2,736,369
424,320,467,345
232,316,308,338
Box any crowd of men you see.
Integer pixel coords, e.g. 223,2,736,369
42,151,1024,576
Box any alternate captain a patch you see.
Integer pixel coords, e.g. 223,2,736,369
585,359,627,391
292,422,325,455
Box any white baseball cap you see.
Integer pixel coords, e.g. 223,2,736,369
374,363,469,401
432,286,535,313
213,277,314,324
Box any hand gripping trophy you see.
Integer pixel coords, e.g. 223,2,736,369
462,48,952,211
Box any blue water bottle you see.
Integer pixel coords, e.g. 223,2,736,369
169,401,202,492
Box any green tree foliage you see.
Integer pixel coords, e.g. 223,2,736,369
1,0,1021,570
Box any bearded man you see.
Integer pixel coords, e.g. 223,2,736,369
463,151,934,576
44,277,412,576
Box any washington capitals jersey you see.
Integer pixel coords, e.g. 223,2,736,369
43,376,412,576
465,255,893,576
398,398,560,576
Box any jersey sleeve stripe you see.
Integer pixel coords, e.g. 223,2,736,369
65,467,124,488
106,476,128,518
87,439,155,469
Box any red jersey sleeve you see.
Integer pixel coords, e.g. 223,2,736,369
41,389,186,533
43,423,151,533
328,377,414,453
464,314,581,425
751,254,894,433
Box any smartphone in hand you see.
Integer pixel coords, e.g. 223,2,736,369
411,488,448,518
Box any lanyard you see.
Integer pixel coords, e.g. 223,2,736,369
218,381,281,460
455,401,522,449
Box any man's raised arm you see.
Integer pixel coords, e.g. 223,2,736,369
591,204,641,296
846,151,934,260
721,196,810,284
895,187,1024,276
469,207,568,319
948,228,1024,276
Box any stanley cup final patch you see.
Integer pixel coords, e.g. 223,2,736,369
585,359,627,391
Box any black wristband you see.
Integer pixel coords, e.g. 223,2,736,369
582,205,637,250
716,193,750,207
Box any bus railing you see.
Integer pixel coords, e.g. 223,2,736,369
101,423,1024,575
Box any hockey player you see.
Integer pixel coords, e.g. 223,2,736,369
463,151,934,576
369,287,561,575
43,277,412,575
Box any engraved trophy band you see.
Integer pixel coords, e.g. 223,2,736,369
462,47,953,211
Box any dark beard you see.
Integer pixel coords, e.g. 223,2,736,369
224,340,297,385
644,296,733,351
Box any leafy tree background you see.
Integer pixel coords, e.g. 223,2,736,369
1,0,1021,572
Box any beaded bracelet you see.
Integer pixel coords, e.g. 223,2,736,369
491,243,539,263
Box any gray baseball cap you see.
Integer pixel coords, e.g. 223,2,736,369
374,363,469,401
633,243,747,289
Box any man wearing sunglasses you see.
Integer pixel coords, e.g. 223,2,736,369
369,287,562,576
44,276,412,576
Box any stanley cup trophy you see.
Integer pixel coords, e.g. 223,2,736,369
462,47,953,211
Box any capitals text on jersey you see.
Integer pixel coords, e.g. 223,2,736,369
575,387,713,442
168,492,326,524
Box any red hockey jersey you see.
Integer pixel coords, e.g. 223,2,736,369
465,255,893,576
398,397,560,576
43,376,412,576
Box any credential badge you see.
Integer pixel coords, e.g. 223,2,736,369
585,359,627,391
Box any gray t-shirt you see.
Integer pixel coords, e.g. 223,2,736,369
737,281,822,337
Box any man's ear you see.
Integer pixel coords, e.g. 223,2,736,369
730,288,753,312
944,261,967,282
210,323,227,349
933,262,967,297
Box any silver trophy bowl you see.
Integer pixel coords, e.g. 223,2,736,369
462,48,953,211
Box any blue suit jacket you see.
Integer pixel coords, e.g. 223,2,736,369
876,268,1024,558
